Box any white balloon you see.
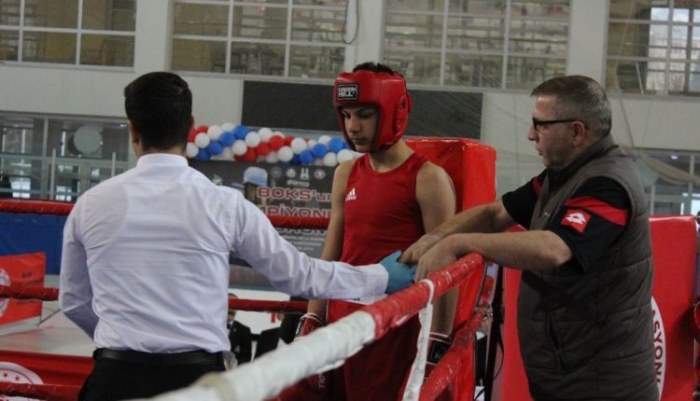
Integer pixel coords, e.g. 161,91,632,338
323,152,338,167
313,158,325,166
278,146,294,162
291,138,307,154
220,147,234,160
194,133,211,148
307,139,317,150
265,151,279,164
221,122,235,132
207,125,223,140
273,131,285,138
318,135,332,146
258,127,274,142
245,132,261,148
337,149,355,163
232,140,248,156
185,142,199,158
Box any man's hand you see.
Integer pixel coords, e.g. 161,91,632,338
399,233,442,264
380,250,417,294
415,239,457,281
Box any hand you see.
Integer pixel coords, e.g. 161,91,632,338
294,313,331,393
380,250,417,294
415,240,457,281
399,233,442,264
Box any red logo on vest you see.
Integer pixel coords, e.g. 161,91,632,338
561,209,590,233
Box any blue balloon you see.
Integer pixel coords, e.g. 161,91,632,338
219,131,235,146
328,137,346,153
207,140,223,156
233,125,249,140
311,143,327,158
197,148,211,161
299,150,315,165
291,154,301,164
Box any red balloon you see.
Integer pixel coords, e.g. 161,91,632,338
284,136,295,146
256,143,271,156
268,135,284,151
187,128,198,143
196,125,209,134
242,148,258,162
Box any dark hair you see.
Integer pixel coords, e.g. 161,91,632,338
352,62,396,75
124,72,193,151
531,75,612,137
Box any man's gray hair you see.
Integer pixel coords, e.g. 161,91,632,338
531,75,612,137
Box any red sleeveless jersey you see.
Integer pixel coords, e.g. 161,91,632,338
339,152,426,265
326,152,427,401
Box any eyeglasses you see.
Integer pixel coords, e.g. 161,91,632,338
531,118,576,132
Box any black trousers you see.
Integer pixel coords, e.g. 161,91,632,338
79,350,226,401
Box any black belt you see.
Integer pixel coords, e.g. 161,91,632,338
94,349,223,366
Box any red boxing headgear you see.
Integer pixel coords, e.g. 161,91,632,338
333,70,412,151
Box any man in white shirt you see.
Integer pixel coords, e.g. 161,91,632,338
59,71,415,401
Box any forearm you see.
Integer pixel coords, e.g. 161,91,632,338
445,230,572,271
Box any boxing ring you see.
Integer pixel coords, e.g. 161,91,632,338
0,138,501,400
0,203,495,401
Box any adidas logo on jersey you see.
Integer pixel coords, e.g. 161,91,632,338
346,187,357,201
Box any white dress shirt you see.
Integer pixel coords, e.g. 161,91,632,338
59,154,388,353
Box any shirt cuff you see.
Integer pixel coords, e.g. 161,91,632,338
362,263,389,296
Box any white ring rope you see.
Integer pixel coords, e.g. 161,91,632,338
402,279,435,401
139,311,377,401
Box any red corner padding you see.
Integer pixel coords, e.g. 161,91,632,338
0,252,45,327
501,215,698,400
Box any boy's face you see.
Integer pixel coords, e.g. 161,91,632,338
341,106,379,153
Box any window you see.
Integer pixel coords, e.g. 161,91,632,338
382,0,569,89
171,0,349,79
607,0,700,96
0,0,136,67
636,149,700,216
0,113,130,201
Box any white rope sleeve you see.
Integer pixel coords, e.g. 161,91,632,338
137,310,378,401
401,279,435,401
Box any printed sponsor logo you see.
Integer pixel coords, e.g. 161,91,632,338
0,362,43,401
345,187,357,201
336,84,358,101
0,269,10,318
651,297,665,397
560,209,590,233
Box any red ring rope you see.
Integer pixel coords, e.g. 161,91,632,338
0,382,80,401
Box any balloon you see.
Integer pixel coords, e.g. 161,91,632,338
328,137,345,153
258,127,274,142
284,136,295,146
195,125,209,134
207,125,223,140
241,148,257,162
311,143,327,158
219,131,235,146
278,146,294,163
299,150,314,165
291,154,301,164
322,152,338,167
206,140,223,156
185,142,199,158
337,149,355,163
291,138,307,154
232,140,248,156
265,151,279,164
268,135,284,151
221,122,235,132
256,143,271,156
197,148,211,161
318,135,331,146
233,125,249,140
306,139,317,150
220,146,234,160
194,133,211,148
245,132,261,148
187,128,197,143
